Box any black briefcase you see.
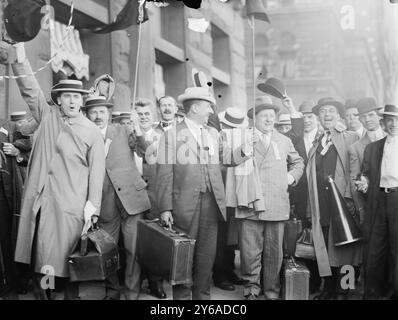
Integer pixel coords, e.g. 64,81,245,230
68,225,120,282
137,220,196,285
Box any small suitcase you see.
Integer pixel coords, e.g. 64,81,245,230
137,220,196,285
68,226,120,282
283,218,302,258
281,258,310,300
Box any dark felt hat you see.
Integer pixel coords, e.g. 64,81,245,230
381,104,398,117
247,96,280,119
312,97,345,116
4,0,45,43
257,78,287,100
299,100,316,114
356,97,382,115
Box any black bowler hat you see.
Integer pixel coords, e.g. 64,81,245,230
51,80,90,105
356,97,382,115
4,0,45,43
312,97,345,116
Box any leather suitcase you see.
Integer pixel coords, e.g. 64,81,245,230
68,227,120,282
281,258,310,300
137,220,196,285
283,218,302,258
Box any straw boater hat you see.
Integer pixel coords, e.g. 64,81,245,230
114,112,131,120
247,96,280,119
275,113,292,126
51,79,90,105
82,95,114,111
356,97,383,115
178,87,216,106
381,105,398,117
218,107,248,128
112,111,121,121
312,97,345,117
10,111,27,122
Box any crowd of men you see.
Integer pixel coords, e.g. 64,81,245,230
0,41,397,301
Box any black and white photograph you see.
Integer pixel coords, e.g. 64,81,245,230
0,0,398,305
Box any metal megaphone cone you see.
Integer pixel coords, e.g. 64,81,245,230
327,176,361,246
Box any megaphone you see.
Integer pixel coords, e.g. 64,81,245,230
327,176,361,246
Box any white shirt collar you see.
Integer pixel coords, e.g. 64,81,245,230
304,127,318,140
100,125,108,140
185,117,203,131
356,126,365,137
367,127,385,142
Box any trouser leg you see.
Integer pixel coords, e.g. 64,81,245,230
239,219,264,297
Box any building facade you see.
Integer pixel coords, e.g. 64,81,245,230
246,0,397,110
0,0,248,120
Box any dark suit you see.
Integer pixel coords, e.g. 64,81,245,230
0,119,31,291
99,124,151,300
156,119,243,299
362,137,398,298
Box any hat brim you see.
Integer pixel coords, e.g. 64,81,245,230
247,104,280,119
381,111,398,117
51,88,91,105
358,106,383,116
257,83,286,100
178,94,216,106
82,102,114,110
219,113,248,128
312,101,345,116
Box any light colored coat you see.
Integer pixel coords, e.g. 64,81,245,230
251,130,304,221
12,60,105,277
307,128,361,277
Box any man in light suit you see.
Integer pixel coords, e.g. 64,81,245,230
356,104,398,299
84,96,151,300
307,97,361,300
349,98,385,228
240,96,304,300
157,87,251,300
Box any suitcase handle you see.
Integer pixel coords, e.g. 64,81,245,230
145,218,188,237
79,221,100,256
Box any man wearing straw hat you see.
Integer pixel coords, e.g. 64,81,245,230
156,87,252,300
356,104,398,299
240,96,304,300
4,43,105,300
84,95,151,300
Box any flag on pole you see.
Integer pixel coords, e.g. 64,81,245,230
246,0,270,23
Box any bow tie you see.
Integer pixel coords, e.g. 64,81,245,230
161,121,172,128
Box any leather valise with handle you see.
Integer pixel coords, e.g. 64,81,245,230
281,257,310,300
137,219,196,285
68,225,119,282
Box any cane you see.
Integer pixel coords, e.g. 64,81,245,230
0,243,7,286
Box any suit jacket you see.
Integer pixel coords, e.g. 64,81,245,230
292,129,323,220
361,137,387,245
100,124,151,221
0,119,31,214
284,117,304,144
307,128,360,276
349,133,374,222
253,130,304,221
156,119,248,233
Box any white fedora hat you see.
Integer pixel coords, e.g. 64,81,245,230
178,87,216,106
218,107,248,128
